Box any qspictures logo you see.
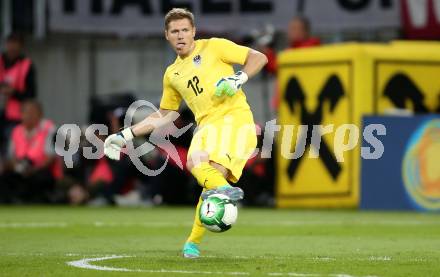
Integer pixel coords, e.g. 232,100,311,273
54,100,386,177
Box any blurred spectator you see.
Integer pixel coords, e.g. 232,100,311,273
0,100,60,203
261,16,321,76
269,16,321,109
287,16,321,49
0,33,37,155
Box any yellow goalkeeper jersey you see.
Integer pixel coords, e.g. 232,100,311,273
160,38,252,124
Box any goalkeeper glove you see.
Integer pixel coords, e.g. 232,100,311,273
104,128,134,160
215,71,248,97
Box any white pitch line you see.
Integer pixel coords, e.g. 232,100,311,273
0,222,67,228
67,255,249,275
249,220,440,226
268,273,320,276
267,272,378,277
368,256,391,261
67,255,133,272
62,254,392,263
66,255,379,277
93,221,192,227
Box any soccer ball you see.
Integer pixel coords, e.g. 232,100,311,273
199,193,238,232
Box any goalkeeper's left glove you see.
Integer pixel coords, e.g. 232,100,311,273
215,71,248,97
104,128,134,160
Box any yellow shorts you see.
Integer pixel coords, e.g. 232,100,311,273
187,109,258,183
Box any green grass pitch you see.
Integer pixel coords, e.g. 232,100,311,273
0,206,439,276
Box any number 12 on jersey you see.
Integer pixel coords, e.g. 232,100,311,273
187,76,203,96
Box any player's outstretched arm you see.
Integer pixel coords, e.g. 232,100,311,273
104,108,176,160
130,108,177,137
215,49,267,97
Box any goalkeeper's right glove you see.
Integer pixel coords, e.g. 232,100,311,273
104,128,134,160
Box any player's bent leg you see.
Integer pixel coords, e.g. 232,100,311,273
187,151,244,202
187,151,228,190
200,161,244,203
183,197,205,258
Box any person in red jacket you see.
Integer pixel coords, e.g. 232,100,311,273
0,100,60,203
262,16,321,76
0,33,37,155
267,16,320,109
287,16,321,49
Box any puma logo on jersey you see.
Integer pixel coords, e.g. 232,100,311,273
174,72,180,76
226,154,232,162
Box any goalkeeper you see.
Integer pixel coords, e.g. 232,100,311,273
104,8,267,258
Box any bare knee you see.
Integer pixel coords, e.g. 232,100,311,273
186,151,210,171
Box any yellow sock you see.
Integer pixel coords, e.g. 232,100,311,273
190,162,228,189
187,197,206,244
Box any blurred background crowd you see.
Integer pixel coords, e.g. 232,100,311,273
0,0,439,207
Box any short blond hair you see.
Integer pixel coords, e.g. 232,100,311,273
164,8,195,30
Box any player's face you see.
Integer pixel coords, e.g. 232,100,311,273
165,18,196,58
21,103,41,129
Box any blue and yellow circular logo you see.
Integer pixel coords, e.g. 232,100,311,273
402,119,440,211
